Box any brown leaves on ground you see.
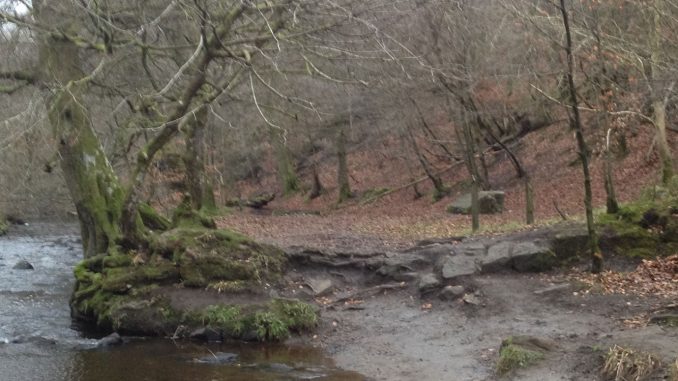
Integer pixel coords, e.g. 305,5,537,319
570,255,678,299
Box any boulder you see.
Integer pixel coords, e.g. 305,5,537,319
13,260,34,270
446,191,505,215
511,242,556,272
418,273,441,293
439,285,465,301
549,224,588,260
304,277,333,296
439,255,478,280
193,352,238,364
480,242,513,272
190,327,222,342
97,332,123,347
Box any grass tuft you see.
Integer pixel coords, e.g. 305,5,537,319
601,345,661,381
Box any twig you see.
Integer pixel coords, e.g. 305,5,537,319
553,200,568,221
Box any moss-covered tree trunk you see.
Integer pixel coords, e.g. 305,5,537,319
183,106,216,210
36,1,124,258
272,129,299,196
650,1,675,185
604,129,620,214
560,0,603,273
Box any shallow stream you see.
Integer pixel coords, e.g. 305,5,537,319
0,224,363,381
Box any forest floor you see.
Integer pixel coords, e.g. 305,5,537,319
213,123,678,380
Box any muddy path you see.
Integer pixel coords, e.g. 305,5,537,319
249,222,678,381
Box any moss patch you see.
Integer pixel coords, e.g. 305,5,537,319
188,299,317,342
0,217,7,236
152,227,285,288
71,226,290,338
496,344,544,375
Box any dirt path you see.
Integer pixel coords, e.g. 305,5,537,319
315,273,677,380
220,215,678,381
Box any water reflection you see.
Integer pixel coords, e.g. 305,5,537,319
64,339,364,381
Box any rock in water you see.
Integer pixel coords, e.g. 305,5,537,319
193,352,238,364
189,327,222,342
13,260,34,270
97,332,123,347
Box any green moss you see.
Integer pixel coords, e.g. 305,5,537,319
171,196,216,229
154,227,285,288
201,305,244,336
270,299,318,331
139,202,171,231
0,217,7,236
101,262,178,292
252,312,289,341
595,199,678,258
185,299,318,342
496,343,544,375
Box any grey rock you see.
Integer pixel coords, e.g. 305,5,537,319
193,352,238,364
439,285,465,301
439,255,478,280
13,260,34,270
462,293,481,305
97,332,123,347
480,242,513,272
418,273,441,293
411,243,455,259
189,327,222,342
377,254,430,280
550,224,589,260
511,242,556,272
446,191,505,215
305,277,333,296
457,242,486,257
11,336,57,346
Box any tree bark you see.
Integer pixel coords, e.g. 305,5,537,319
560,0,603,273
337,126,352,203
604,129,620,214
650,1,675,184
273,129,299,195
35,1,125,258
182,106,215,210
471,176,480,233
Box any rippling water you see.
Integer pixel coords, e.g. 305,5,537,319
0,225,364,381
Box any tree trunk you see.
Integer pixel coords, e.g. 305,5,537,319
650,1,675,184
183,106,215,210
308,164,324,199
604,129,620,214
36,1,125,258
337,126,352,203
471,176,480,233
406,124,447,201
525,177,535,225
273,129,299,195
652,100,675,184
560,0,603,273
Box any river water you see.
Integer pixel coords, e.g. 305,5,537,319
0,224,364,381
